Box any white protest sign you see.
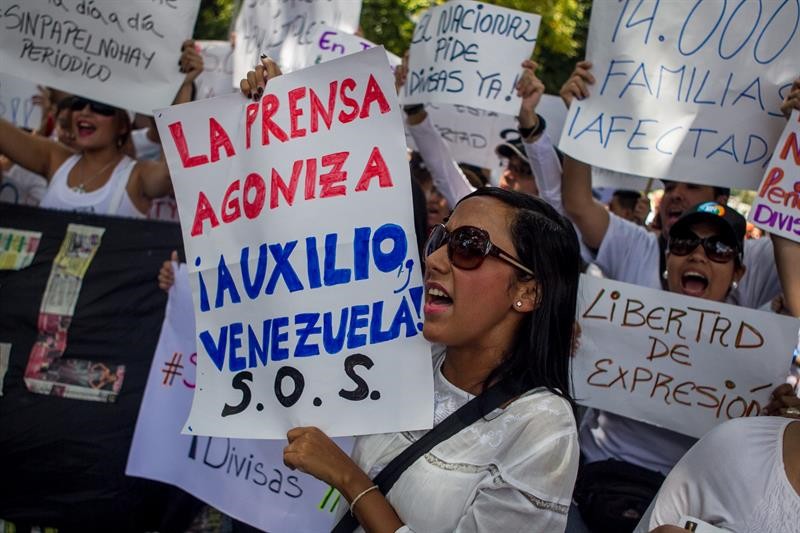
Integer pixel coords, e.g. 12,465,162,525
573,275,800,438
154,47,433,439
404,104,515,170
404,94,566,172
127,264,350,533
538,94,568,147
287,24,401,72
558,1,800,190
591,167,663,192
402,0,540,115
750,110,800,241
0,0,199,116
0,73,42,130
233,0,362,79
195,40,236,101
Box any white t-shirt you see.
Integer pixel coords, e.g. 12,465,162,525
581,213,782,474
634,416,800,533
336,348,579,533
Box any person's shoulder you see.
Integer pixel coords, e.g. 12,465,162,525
608,211,657,242
744,235,774,257
687,416,790,464
501,389,577,444
598,212,659,265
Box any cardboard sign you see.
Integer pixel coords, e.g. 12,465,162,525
287,24,401,72
0,0,199,115
232,0,361,79
573,275,800,438
127,264,351,533
402,0,540,115
0,73,42,130
558,1,800,190
750,110,800,241
154,48,433,439
405,94,566,173
195,40,236,100
591,167,663,192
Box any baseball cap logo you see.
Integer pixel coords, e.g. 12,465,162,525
697,202,725,217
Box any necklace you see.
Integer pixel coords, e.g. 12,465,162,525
70,156,119,194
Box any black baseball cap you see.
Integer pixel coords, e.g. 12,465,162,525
669,202,746,259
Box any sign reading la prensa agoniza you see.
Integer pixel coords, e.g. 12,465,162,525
155,47,434,440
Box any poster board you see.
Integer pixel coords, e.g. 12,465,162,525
558,1,800,190
154,48,434,439
0,0,200,115
573,275,800,438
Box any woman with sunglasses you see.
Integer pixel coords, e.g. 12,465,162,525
242,58,582,533
0,46,201,218
568,202,800,532
294,189,582,533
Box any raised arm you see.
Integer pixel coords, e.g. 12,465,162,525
405,108,475,207
772,226,800,317
517,60,564,213
775,81,800,316
135,158,173,199
146,39,205,145
0,117,71,181
395,53,474,207
558,61,610,249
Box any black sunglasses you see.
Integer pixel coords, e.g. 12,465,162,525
424,224,534,276
668,231,739,263
70,97,117,117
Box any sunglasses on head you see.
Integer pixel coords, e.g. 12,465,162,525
424,224,534,276
70,97,117,116
668,231,739,263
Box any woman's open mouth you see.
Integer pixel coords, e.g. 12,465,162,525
680,270,709,297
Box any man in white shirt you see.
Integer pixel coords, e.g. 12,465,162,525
558,60,788,533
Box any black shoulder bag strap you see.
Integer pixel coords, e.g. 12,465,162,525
331,382,517,533
658,233,668,290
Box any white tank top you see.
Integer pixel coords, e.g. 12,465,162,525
40,154,146,218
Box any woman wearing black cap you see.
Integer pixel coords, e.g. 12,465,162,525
662,201,747,302
635,202,800,533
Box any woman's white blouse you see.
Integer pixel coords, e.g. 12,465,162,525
339,349,579,533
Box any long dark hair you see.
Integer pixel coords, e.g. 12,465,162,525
456,188,580,403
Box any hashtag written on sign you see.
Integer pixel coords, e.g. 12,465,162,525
162,352,183,386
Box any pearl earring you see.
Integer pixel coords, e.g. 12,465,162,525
731,281,739,290
662,269,668,280
515,301,523,308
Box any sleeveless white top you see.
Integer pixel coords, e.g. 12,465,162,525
40,154,145,218
636,416,800,533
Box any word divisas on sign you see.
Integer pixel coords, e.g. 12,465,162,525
558,1,800,190
402,1,540,115
573,275,800,439
750,110,800,241
0,0,200,116
154,47,433,440
127,264,351,533
232,0,362,80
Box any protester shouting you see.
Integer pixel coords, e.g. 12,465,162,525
242,51,582,533
0,42,201,217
